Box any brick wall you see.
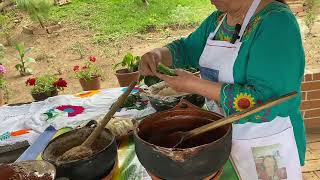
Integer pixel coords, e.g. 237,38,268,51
301,66,320,129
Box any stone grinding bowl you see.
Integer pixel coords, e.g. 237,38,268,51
42,126,117,180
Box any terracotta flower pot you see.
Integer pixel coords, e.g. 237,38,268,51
79,77,101,91
0,89,5,106
115,69,139,87
32,89,58,101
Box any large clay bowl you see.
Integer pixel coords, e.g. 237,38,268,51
134,100,232,180
42,126,117,180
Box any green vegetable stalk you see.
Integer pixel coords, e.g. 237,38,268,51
156,63,176,76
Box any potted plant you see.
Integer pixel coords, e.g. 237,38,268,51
114,53,140,87
26,75,67,101
0,64,8,106
74,55,103,91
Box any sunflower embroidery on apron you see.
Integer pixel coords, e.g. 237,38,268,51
198,0,302,179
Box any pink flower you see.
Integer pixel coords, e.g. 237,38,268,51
0,65,6,74
73,65,80,71
56,105,85,117
26,78,36,86
89,56,96,62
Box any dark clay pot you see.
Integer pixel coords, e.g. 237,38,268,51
134,100,232,180
79,77,101,91
32,89,58,101
42,126,117,180
115,69,140,87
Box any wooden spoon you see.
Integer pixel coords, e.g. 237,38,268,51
57,80,138,162
167,92,298,148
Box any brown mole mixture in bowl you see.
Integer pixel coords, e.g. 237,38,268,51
43,127,113,163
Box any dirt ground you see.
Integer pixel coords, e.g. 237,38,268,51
1,13,320,104
1,15,194,104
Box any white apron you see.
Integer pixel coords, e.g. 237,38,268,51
198,0,302,179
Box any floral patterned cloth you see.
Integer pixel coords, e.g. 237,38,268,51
0,88,155,147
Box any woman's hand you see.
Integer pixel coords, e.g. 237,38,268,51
139,47,173,76
139,51,161,76
156,69,222,102
156,69,200,93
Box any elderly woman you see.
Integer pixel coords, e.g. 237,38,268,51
139,0,305,178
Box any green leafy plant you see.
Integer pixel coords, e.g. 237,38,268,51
73,56,103,81
0,44,4,63
0,78,9,103
0,78,7,91
123,93,147,110
0,64,9,102
15,0,53,28
70,41,86,59
113,53,141,73
0,13,15,45
14,43,36,76
144,76,161,87
304,0,319,36
25,75,67,94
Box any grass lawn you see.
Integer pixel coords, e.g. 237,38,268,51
50,0,215,43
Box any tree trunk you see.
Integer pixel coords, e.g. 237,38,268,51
142,0,149,6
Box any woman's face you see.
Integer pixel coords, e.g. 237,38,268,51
210,0,243,13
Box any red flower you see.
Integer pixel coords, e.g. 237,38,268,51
89,56,96,62
26,78,36,86
73,65,80,71
53,78,67,88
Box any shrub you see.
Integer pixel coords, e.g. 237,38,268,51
0,64,9,102
304,0,319,36
0,44,5,63
0,13,15,45
70,41,86,59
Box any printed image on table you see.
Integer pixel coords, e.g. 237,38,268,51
252,144,288,180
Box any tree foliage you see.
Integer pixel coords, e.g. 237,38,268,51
304,0,319,36
15,0,53,28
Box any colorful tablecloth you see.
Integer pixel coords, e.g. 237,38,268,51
0,88,155,148
0,87,240,179
17,126,239,180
